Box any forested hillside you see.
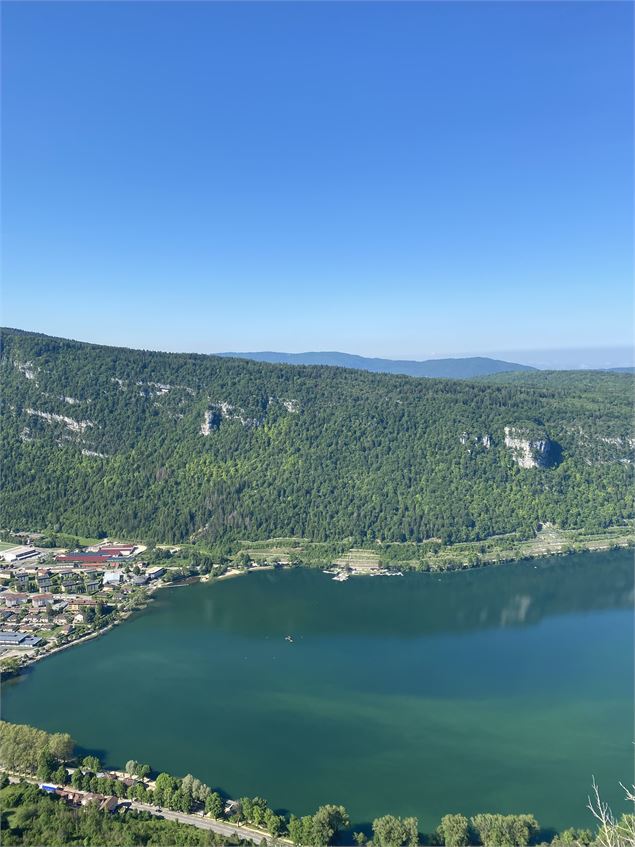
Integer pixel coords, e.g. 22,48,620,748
1,328,633,545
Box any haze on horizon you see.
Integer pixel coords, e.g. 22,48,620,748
1,2,632,360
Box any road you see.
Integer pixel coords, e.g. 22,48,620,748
8,775,285,845
130,800,275,843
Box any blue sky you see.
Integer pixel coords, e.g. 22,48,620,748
2,1,632,361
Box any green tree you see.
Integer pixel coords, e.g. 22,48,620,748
154,772,179,806
372,815,409,847
264,808,285,838
50,765,69,786
312,805,350,846
288,815,303,845
205,791,224,819
47,731,74,763
70,768,85,789
403,817,419,846
471,814,538,847
135,762,151,778
36,751,56,782
81,754,101,773
438,814,470,846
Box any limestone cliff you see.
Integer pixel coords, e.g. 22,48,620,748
504,425,552,468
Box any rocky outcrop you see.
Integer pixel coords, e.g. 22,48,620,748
15,361,36,380
504,426,552,468
459,432,492,448
26,408,94,434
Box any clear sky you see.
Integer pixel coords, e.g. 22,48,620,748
1,1,633,360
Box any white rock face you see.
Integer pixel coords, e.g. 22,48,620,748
504,426,551,468
279,398,299,413
200,410,216,436
201,396,298,435
26,408,94,434
81,448,109,458
459,432,491,448
15,361,36,380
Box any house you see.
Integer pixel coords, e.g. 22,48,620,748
37,571,53,591
57,789,82,804
59,569,79,582
3,593,28,608
85,574,102,593
31,593,54,608
67,597,97,612
14,572,30,590
99,795,119,812
80,793,102,806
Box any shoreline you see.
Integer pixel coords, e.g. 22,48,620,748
1,535,631,678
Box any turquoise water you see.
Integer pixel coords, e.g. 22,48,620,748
2,550,633,832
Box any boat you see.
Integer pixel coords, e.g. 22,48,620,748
285,635,294,642
332,572,349,582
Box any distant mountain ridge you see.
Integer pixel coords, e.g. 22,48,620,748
217,351,536,379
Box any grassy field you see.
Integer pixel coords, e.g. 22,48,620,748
0,540,18,551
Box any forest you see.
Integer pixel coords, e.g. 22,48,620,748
1,328,633,546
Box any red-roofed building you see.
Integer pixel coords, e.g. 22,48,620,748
56,554,117,566
98,546,136,556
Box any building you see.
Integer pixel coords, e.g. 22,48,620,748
67,597,98,612
14,572,30,590
31,593,54,608
3,593,28,608
98,545,137,557
56,552,116,566
131,574,149,586
99,795,119,812
147,567,166,580
37,571,53,591
85,575,102,593
0,631,42,647
1,547,38,564
103,570,124,586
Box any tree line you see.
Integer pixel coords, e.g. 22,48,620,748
1,721,632,846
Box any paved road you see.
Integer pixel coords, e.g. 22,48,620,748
130,800,273,843
8,776,282,845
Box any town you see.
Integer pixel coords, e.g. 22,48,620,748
0,537,169,671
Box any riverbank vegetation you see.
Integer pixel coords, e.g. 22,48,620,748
2,329,633,548
1,722,632,846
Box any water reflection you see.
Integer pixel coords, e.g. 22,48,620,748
190,549,634,638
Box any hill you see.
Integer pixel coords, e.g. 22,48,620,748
1,328,633,546
217,350,535,378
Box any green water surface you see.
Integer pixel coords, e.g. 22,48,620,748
2,550,633,832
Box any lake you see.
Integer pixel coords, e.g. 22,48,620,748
2,550,633,833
